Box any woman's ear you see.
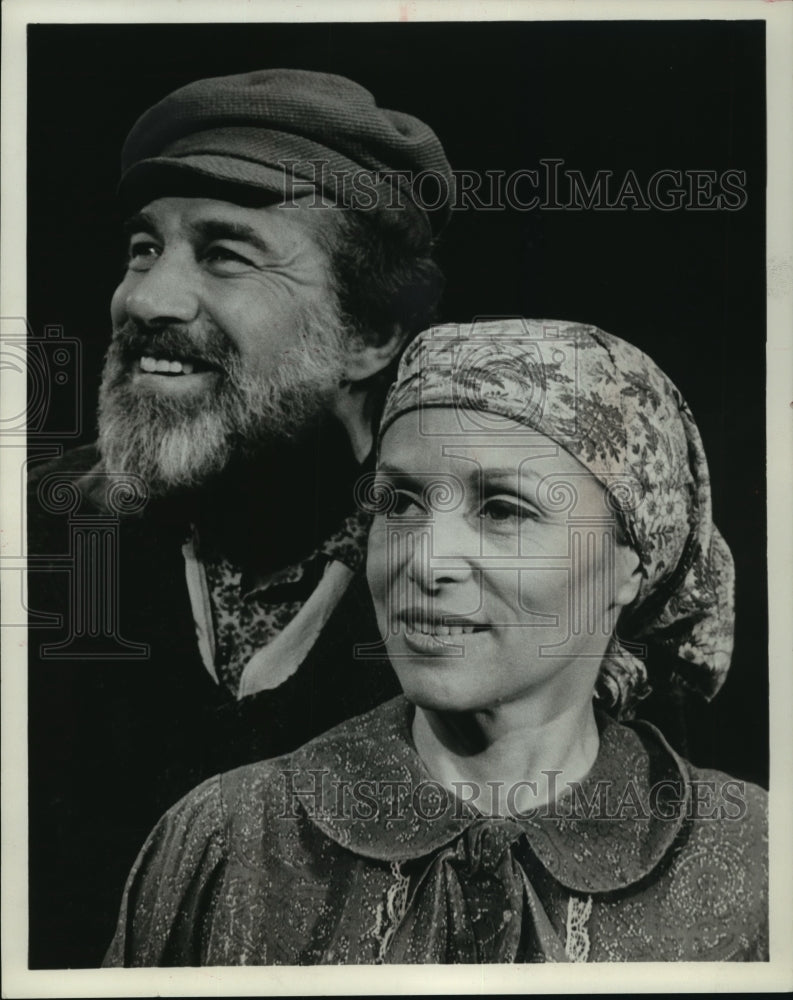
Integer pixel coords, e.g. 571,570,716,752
614,544,643,609
343,325,407,383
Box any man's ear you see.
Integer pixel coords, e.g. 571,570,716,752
343,325,407,383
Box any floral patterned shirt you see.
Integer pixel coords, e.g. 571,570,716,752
196,510,371,696
105,698,767,966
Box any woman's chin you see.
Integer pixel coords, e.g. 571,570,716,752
400,680,499,716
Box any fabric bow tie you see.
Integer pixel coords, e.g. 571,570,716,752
376,820,569,963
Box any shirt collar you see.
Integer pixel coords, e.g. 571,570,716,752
222,509,371,601
286,696,690,894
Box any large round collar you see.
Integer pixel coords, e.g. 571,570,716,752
281,696,691,893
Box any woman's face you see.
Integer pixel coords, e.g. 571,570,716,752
366,408,642,715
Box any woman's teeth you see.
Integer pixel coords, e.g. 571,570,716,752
414,624,483,636
140,356,195,375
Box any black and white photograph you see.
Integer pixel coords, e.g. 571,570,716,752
2,0,792,994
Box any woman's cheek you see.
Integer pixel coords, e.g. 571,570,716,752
365,518,389,626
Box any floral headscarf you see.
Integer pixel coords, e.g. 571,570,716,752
378,319,735,717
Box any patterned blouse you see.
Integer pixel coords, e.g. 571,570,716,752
104,697,767,965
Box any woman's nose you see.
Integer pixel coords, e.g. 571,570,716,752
118,253,201,327
406,513,476,591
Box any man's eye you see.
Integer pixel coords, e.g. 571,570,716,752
126,240,160,270
480,497,538,524
204,245,254,269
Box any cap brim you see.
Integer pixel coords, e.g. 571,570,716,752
117,155,317,211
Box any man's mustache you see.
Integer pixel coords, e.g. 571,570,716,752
110,321,236,374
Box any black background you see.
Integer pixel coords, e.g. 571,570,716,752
27,20,767,784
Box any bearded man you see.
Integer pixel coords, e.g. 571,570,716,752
27,69,452,968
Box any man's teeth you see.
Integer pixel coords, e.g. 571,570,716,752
140,355,195,375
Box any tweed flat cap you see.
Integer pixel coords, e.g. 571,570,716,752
119,68,453,235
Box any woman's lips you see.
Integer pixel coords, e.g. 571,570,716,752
396,611,492,654
400,628,492,655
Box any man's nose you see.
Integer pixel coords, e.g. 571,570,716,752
121,253,201,327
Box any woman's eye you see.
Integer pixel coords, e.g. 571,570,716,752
391,491,427,517
480,497,537,524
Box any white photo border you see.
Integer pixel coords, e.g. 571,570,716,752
2,0,791,995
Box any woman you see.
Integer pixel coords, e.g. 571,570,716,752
104,320,767,965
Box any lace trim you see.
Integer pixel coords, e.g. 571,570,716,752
565,894,593,962
371,860,410,964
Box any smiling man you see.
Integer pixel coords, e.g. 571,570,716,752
101,196,343,487
27,68,452,967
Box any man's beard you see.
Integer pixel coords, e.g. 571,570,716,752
97,302,349,498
